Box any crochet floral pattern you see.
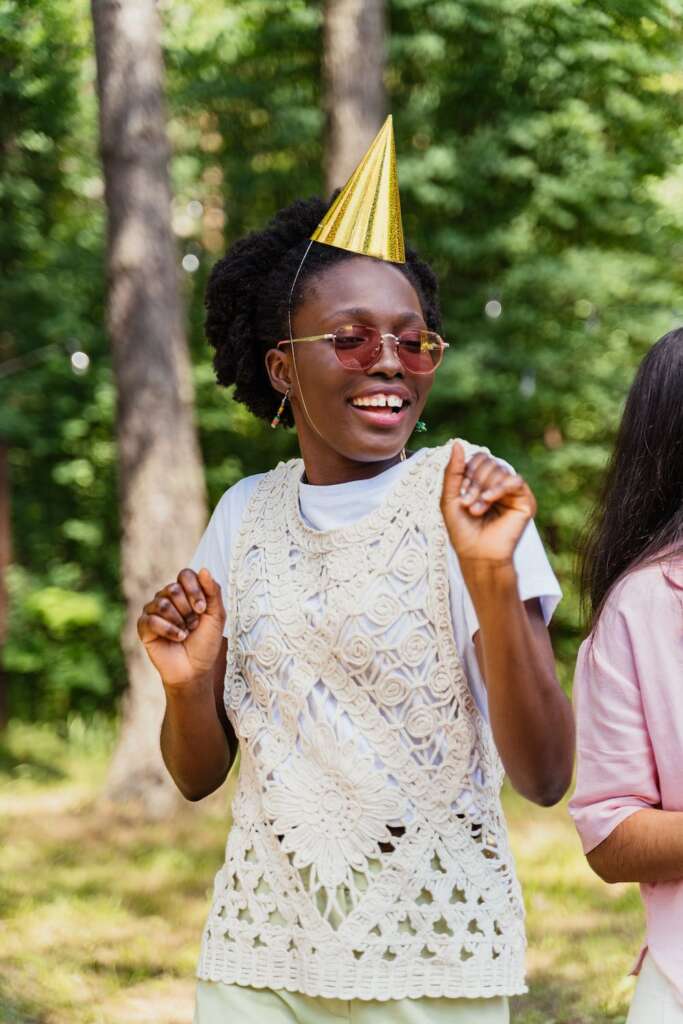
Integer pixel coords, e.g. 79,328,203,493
263,724,406,888
197,442,527,1000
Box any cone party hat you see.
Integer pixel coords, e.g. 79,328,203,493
311,115,405,263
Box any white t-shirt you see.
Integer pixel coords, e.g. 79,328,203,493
191,447,561,724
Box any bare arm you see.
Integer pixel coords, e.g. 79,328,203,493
441,443,574,807
160,636,238,801
471,589,574,805
586,809,683,884
139,567,238,802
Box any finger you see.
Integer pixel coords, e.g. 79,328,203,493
197,568,226,621
470,475,528,515
481,474,525,503
158,581,194,622
144,596,186,631
468,467,510,504
138,613,188,644
459,452,492,502
177,569,209,614
441,441,467,506
461,460,506,505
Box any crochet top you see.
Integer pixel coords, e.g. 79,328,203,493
197,441,526,1000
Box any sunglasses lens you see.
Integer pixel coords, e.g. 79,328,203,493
398,331,443,373
334,326,381,369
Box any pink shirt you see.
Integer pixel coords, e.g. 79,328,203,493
569,558,683,1001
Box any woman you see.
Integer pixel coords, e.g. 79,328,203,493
570,328,683,1021
137,184,573,1022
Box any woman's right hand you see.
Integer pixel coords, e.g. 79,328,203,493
137,567,226,691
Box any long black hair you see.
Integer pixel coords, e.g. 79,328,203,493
204,195,441,428
580,327,683,628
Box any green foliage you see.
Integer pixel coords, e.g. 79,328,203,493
388,0,683,656
0,1,123,718
4,566,123,718
3,0,683,718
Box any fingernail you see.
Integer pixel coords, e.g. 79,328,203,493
471,501,486,513
177,629,188,640
195,600,206,612
481,490,494,500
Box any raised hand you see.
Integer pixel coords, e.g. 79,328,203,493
440,442,537,568
137,567,226,690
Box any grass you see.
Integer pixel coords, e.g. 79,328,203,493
0,720,643,1023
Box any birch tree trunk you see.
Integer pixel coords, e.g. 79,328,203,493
91,0,207,816
323,0,386,194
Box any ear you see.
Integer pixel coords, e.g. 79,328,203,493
265,347,292,395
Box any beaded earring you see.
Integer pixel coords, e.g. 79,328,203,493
270,389,290,429
415,420,428,433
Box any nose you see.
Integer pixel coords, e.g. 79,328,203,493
367,334,404,377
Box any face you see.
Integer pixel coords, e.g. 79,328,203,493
266,257,436,481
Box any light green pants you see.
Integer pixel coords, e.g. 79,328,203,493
626,954,683,1023
193,980,510,1023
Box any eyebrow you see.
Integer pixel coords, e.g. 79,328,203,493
327,306,425,327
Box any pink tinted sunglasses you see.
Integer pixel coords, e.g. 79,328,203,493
277,323,449,374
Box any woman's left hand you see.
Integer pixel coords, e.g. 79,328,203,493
440,442,537,567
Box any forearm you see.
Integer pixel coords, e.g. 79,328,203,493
587,809,683,884
464,562,574,805
160,679,234,801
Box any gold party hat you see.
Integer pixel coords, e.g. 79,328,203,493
311,115,405,263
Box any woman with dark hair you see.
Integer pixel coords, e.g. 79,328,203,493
137,123,573,1022
570,328,683,1021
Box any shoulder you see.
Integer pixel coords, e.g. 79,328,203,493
198,473,269,553
415,438,496,467
588,559,683,664
425,437,513,472
211,472,268,522
603,559,683,624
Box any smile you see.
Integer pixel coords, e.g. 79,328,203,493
350,393,407,410
348,391,411,428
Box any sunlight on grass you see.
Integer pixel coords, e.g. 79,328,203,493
0,722,643,1023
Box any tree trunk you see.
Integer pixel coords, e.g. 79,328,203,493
91,0,207,816
323,0,387,194
0,441,10,731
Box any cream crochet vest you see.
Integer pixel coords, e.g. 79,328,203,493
198,442,526,1000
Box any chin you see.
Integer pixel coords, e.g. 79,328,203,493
345,432,408,463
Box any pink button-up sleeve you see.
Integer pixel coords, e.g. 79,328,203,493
569,576,662,855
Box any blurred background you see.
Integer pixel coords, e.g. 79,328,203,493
1,1,682,1021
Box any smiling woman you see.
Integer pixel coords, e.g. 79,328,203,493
267,256,438,477
136,121,574,1024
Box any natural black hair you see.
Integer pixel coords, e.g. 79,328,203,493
579,327,683,628
204,194,441,427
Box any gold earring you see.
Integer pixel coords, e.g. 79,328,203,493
270,388,290,429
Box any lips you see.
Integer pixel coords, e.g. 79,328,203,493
348,398,410,428
349,387,411,408
347,387,413,429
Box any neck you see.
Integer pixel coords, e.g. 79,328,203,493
298,435,407,486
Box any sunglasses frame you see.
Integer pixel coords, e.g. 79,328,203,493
276,324,449,374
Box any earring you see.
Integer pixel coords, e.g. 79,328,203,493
270,388,290,429
414,419,428,433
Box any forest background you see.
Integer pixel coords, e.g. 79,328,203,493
3,1,683,1022
4,0,683,726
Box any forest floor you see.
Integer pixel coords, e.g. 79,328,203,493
1,720,643,1024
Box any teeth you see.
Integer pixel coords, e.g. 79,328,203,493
351,394,404,408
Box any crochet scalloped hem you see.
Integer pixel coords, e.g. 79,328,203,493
197,943,527,1002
